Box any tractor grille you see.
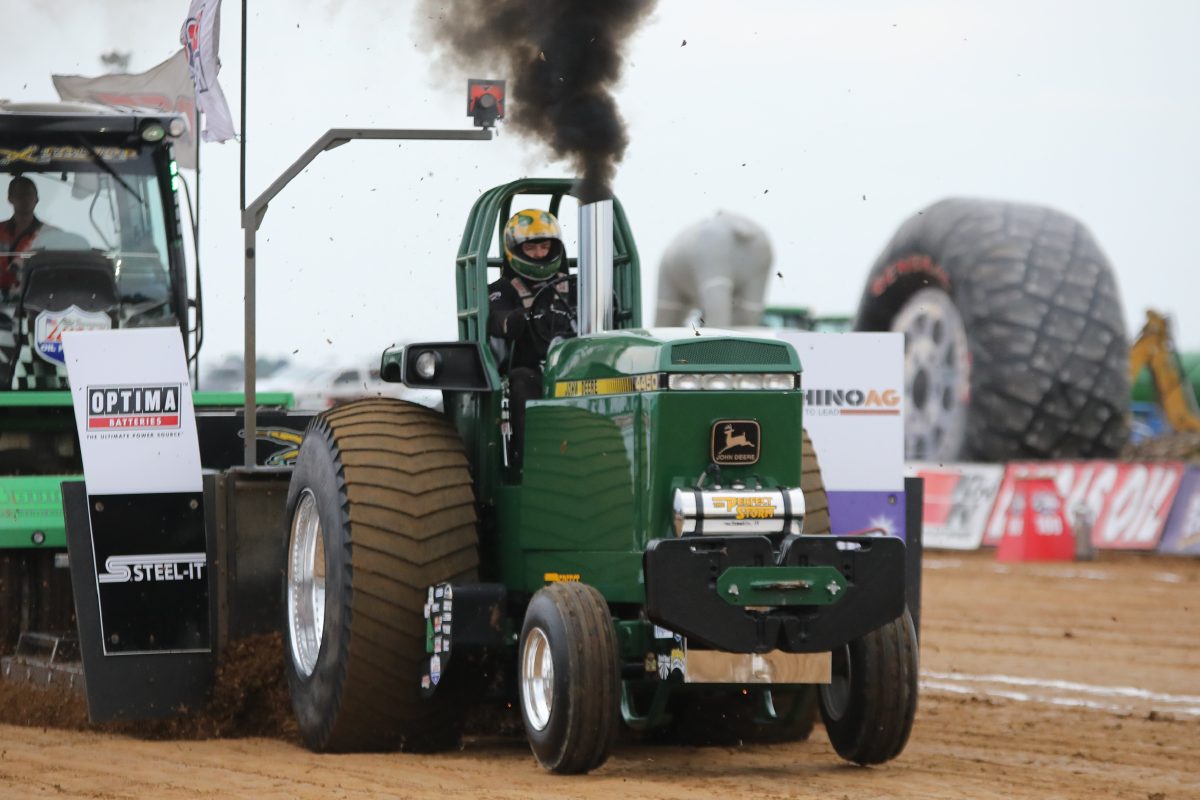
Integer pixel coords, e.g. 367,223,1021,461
669,340,792,366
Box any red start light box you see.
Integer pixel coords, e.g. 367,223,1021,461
468,79,506,122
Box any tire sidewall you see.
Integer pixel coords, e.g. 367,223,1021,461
518,589,575,766
282,416,352,749
819,640,860,734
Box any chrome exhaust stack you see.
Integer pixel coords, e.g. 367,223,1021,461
577,199,614,335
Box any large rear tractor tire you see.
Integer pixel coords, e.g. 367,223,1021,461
819,608,919,765
855,198,1129,461
283,399,479,753
801,427,830,536
519,581,620,774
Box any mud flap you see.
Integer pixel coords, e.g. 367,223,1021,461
63,481,215,721
419,582,508,697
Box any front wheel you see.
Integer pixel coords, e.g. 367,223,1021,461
519,581,620,774
819,608,919,765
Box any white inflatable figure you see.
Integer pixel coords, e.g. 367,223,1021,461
655,211,773,328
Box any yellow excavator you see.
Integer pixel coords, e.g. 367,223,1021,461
1128,309,1200,433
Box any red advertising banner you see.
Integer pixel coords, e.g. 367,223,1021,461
984,462,1185,550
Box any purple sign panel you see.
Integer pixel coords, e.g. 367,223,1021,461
1158,466,1200,556
828,490,906,541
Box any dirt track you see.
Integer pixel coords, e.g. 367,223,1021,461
1,551,1197,799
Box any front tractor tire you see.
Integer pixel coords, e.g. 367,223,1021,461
819,608,919,765
283,399,479,753
519,581,620,774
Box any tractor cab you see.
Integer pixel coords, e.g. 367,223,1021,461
0,102,193,390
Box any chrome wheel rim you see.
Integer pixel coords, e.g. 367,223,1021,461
520,627,554,731
892,288,970,460
287,489,326,678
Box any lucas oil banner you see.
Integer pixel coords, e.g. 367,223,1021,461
983,461,1185,551
62,328,209,655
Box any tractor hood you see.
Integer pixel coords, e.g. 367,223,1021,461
542,328,802,390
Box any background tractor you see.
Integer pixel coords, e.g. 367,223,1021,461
0,102,310,661
278,178,921,772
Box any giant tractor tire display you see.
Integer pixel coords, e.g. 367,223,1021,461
278,178,920,773
855,198,1130,462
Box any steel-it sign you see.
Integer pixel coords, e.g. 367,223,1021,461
97,552,206,584
87,385,182,430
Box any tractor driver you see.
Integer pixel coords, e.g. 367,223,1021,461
0,176,59,297
488,208,577,466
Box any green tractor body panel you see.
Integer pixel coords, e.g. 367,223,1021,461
0,389,293,410
0,475,72,548
511,383,805,601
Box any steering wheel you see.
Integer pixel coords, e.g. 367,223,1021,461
526,274,578,350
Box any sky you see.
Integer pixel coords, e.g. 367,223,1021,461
3,0,1199,371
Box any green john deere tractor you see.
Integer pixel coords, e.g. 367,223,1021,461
280,179,919,772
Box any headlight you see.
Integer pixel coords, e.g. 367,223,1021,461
415,350,440,379
667,372,796,390
140,120,166,142
668,373,703,390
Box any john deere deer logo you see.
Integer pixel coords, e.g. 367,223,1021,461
711,420,760,465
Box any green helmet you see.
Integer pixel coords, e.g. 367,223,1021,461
503,208,565,281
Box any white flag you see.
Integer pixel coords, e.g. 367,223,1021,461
180,0,236,143
53,50,199,169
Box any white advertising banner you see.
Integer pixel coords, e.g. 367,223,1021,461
53,49,198,169
776,332,905,492
61,328,201,494
906,462,1004,550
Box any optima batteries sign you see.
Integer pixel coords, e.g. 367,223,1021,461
65,330,200,496
87,385,182,430
62,328,208,656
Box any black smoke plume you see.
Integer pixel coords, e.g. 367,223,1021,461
418,0,657,202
